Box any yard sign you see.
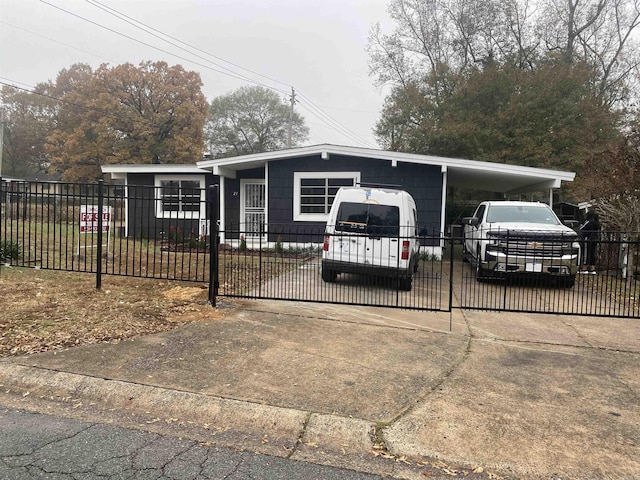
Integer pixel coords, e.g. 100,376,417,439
80,205,112,233
77,205,112,257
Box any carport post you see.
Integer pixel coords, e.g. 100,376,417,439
207,184,220,306
448,233,454,331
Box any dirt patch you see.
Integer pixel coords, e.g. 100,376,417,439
0,267,237,356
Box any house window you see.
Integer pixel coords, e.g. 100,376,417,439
155,176,205,218
293,171,360,222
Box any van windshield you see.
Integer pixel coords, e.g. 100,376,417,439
334,202,400,237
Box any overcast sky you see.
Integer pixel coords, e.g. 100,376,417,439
0,0,393,149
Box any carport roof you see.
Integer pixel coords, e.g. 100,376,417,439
196,144,575,195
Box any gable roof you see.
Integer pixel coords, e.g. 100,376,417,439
196,144,575,195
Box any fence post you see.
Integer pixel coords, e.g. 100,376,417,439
96,179,104,290
207,184,219,306
0,175,3,279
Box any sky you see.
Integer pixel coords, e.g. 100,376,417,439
0,0,393,149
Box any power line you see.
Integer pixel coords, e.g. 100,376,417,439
82,0,376,147
0,78,172,132
297,93,376,148
39,0,268,89
34,0,379,147
0,21,112,62
85,0,292,92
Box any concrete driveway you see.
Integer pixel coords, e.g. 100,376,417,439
0,299,638,479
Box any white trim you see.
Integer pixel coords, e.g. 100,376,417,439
293,171,360,222
103,164,208,174
440,168,448,238
154,175,205,219
219,178,226,244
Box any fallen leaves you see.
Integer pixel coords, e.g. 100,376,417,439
0,269,236,357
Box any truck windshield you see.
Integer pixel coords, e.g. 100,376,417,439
334,202,400,236
486,205,559,224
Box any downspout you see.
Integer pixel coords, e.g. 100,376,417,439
441,166,448,251
264,161,269,229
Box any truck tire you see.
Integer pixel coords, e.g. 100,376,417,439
462,235,470,263
476,246,487,282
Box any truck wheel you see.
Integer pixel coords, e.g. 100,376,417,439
462,237,470,263
560,275,576,288
322,267,337,283
476,246,487,282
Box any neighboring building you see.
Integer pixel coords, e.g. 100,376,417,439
101,144,575,255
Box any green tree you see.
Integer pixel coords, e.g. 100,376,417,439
368,0,639,198
376,60,620,178
0,84,57,178
206,86,309,158
46,61,208,181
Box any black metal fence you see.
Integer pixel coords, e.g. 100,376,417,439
1,180,640,318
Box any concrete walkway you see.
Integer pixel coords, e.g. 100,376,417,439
0,300,638,479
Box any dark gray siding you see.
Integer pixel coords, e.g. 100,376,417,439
268,154,443,236
125,172,217,239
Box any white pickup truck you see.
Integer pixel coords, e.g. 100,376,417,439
462,201,580,287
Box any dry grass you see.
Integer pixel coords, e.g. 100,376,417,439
0,267,236,357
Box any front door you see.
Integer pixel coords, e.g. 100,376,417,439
241,180,266,238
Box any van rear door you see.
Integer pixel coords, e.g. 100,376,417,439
332,202,401,269
363,203,401,268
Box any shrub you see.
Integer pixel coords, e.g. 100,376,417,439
275,235,284,254
0,240,22,262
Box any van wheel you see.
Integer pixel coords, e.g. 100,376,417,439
322,268,337,283
398,277,412,291
560,275,576,288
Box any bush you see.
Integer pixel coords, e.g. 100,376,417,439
0,240,22,262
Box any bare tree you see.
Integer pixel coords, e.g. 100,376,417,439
369,0,640,106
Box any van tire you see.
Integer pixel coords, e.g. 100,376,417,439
398,277,412,291
322,268,337,283
560,275,576,288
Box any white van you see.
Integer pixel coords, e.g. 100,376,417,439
321,186,420,290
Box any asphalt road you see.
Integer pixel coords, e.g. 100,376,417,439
0,408,387,480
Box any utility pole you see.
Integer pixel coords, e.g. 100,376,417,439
288,87,295,148
0,109,4,177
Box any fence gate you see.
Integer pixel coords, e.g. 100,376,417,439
215,227,451,312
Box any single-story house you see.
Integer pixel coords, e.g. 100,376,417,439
101,144,576,255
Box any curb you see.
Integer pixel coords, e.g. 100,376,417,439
0,362,390,471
